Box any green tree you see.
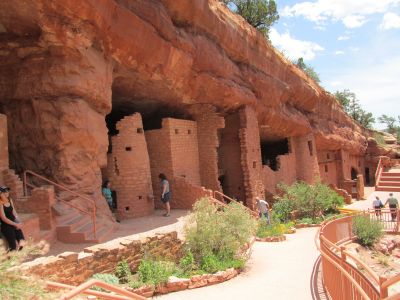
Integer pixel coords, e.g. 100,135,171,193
334,89,375,129
295,57,321,83
221,0,279,36
378,114,397,134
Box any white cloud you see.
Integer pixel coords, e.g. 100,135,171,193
380,12,400,29
349,46,360,52
342,15,367,28
282,0,400,28
269,28,324,60
334,50,345,55
338,35,350,40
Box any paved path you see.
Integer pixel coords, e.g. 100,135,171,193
346,187,400,211
155,227,320,300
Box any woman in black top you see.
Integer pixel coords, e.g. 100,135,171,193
0,186,25,251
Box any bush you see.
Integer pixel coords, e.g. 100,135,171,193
200,254,245,274
185,198,256,263
373,132,386,146
115,259,131,284
137,259,175,287
274,181,344,221
91,273,120,291
352,215,383,247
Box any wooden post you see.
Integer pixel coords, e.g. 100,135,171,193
379,275,388,299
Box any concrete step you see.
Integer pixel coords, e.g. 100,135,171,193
376,186,400,192
84,223,116,243
380,176,400,182
382,172,400,177
379,181,400,187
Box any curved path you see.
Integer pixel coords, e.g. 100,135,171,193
155,227,320,300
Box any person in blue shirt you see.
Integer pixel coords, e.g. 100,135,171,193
102,180,113,210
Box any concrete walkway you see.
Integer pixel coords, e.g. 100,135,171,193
154,227,320,300
346,187,400,211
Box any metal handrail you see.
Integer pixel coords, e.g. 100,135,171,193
213,190,259,218
317,212,400,299
23,170,97,239
46,279,147,300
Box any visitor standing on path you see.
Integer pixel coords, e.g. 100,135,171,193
0,186,25,251
102,181,120,223
256,197,270,224
159,173,171,217
372,196,383,218
384,193,398,221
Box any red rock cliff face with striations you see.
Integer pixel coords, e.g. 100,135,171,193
0,0,368,209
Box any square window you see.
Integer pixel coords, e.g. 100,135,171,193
188,129,191,134
175,129,179,134
125,146,132,151
137,128,143,134
138,195,142,200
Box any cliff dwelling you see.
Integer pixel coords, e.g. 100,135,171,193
0,0,396,244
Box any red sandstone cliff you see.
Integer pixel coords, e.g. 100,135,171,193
0,0,368,194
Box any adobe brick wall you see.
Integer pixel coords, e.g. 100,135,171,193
146,118,201,209
23,232,182,285
193,106,225,192
13,186,55,231
263,152,297,195
0,114,8,184
317,150,339,186
2,169,24,200
107,114,154,218
170,177,213,209
218,113,245,202
238,106,264,210
293,134,320,183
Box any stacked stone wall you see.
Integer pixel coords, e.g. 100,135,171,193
238,107,264,210
107,114,154,218
293,134,320,183
317,150,339,186
193,106,225,192
170,177,213,209
0,114,8,184
23,232,182,285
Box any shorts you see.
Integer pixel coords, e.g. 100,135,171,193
161,192,171,203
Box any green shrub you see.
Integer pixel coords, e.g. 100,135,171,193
185,198,256,263
115,259,131,284
200,254,245,274
274,181,344,221
256,218,292,238
352,215,383,247
137,259,175,287
179,250,196,273
91,273,120,291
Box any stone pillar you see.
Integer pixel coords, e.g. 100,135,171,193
238,106,264,211
293,134,320,183
356,174,365,200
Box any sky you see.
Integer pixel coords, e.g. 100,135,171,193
269,0,400,129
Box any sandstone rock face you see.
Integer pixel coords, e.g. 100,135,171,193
0,0,370,213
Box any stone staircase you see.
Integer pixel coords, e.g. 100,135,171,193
52,201,115,243
376,165,400,192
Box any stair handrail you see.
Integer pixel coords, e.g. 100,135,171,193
23,170,97,239
375,156,386,189
46,279,147,300
213,190,259,218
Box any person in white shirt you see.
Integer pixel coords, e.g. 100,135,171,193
256,197,270,224
372,196,383,218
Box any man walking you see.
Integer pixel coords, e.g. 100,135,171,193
384,193,398,221
256,197,270,224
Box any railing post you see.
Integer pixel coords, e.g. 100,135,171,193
397,209,400,233
379,276,388,299
23,171,27,196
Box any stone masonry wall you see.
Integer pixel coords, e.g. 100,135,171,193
317,150,339,186
0,114,8,184
239,106,264,210
23,232,182,285
107,114,154,219
146,118,201,209
170,177,213,209
218,113,245,202
262,152,297,196
193,106,225,192
293,134,320,183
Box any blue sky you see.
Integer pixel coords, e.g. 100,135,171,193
269,0,400,129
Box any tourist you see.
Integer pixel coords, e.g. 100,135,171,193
372,196,383,218
256,197,270,224
384,193,399,221
159,173,171,217
102,180,113,211
0,186,25,251
102,181,120,223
